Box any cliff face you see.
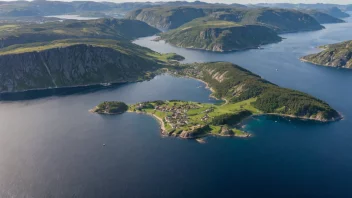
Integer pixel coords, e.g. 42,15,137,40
160,25,282,52
302,41,352,69
0,44,160,92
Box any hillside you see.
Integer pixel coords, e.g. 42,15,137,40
0,39,179,92
324,7,350,18
174,62,341,122
256,3,350,17
301,40,352,69
127,6,324,33
158,17,282,52
303,10,345,24
0,18,160,48
0,1,245,17
126,6,207,30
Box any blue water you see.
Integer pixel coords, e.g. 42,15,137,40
1,16,352,197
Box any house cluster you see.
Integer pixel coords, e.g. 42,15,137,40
201,107,214,122
155,103,199,129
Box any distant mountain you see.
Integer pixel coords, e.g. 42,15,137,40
255,3,350,19
301,40,352,69
127,6,207,30
0,18,160,48
128,7,324,33
0,1,246,17
324,7,350,18
158,17,281,52
303,10,345,24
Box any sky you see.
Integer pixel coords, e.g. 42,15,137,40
1,0,350,5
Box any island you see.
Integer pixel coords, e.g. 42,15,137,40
91,62,342,140
301,40,352,69
157,17,282,52
90,101,128,114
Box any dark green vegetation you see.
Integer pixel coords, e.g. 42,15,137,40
0,16,185,93
0,18,159,48
174,62,341,121
0,38,180,92
127,6,324,33
301,40,352,69
303,10,345,24
127,6,207,30
92,101,128,114
256,3,351,18
158,17,282,52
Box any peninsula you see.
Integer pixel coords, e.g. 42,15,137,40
301,40,352,69
91,62,342,139
157,17,282,52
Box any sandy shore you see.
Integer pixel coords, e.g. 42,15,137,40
127,110,166,134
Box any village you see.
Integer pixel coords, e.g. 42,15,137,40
135,101,214,130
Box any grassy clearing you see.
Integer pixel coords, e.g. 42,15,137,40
0,24,19,32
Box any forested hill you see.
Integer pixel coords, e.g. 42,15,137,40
0,19,160,48
127,6,324,33
174,62,341,121
158,17,282,52
302,10,345,24
301,40,352,69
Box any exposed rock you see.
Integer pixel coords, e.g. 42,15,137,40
302,40,352,69
220,125,234,136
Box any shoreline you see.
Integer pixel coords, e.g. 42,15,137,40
157,37,283,53
300,57,351,69
127,110,166,135
253,112,344,122
183,76,228,105
184,74,342,122
127,110,250,139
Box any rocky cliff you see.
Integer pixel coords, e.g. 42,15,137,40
301,40,352,69
0,44,160,92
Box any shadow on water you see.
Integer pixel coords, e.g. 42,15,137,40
0,83,128,101
251,114,334,126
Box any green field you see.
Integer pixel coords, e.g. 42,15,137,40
129,100,256,138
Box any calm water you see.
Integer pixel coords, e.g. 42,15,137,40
1,16,352,198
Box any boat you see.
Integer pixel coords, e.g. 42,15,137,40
100,83,112,87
